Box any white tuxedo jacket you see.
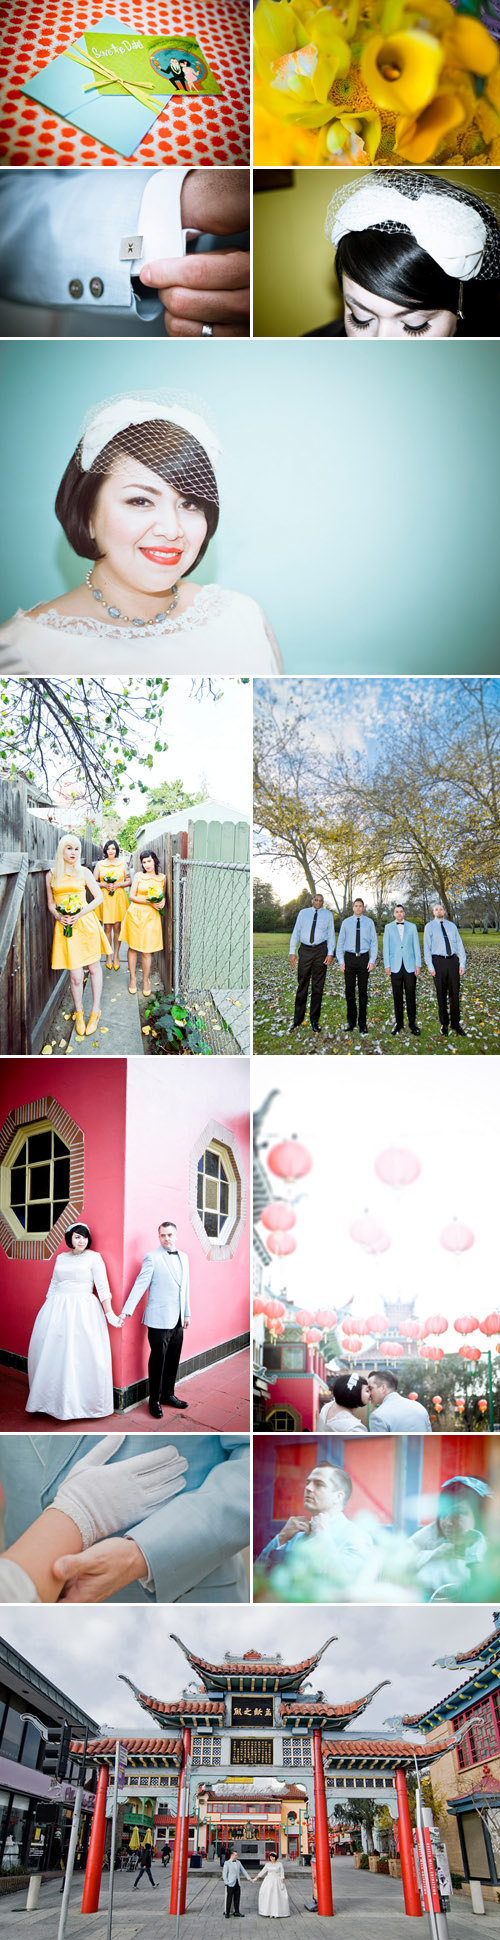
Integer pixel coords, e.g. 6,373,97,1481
122,1247,190,1328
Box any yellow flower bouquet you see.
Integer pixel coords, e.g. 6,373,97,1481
253,0,500,164
57,892,83,938
101,866,119,894
144,879,165,907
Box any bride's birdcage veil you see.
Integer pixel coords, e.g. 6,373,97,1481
56,390,221,564
325,173,500,283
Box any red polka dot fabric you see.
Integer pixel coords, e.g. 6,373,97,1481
0,0,250,165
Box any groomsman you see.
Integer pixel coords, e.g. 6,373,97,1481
336,898,378,1034
289,894,335,1034
383,904,421,1036
423,902,466,1037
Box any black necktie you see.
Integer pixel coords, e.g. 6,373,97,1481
440,921,452,958
309,911,317,943
355,917,361,954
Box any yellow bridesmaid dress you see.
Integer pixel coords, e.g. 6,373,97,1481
120,874,166,953
50,874,109,969
95,859,130,924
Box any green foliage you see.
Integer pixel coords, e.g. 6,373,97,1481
144,991,212,1057
118,780,203,851
0,677,171,809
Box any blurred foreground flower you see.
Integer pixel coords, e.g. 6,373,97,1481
253,0,500,162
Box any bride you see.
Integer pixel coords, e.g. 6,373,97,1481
0,393,282,674
255,1854,290,1919
26,1222,122,1421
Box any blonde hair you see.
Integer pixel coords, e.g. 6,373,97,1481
50,833,82,886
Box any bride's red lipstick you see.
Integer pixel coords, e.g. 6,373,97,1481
139,546,183,565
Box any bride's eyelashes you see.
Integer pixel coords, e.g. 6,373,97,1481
346,305,432,337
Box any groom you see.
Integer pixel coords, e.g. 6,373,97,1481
121,1221,190,1418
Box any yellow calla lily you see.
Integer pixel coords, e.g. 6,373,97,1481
361,28,443,113
443,16,499,78
395,87,465,159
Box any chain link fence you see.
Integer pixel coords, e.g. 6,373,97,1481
173,855,250,1055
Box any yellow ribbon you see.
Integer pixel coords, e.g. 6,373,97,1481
63,45,164,112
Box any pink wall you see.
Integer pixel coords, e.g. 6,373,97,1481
121,1061,250,1386
0,1061,127,1384
267,1374,325,1432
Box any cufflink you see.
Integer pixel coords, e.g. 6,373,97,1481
120,235,144,261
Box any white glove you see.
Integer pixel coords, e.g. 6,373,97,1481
0,1559,40,1603
46,1435,188,1548
104,1309,123,1329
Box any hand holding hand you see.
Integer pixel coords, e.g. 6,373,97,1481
53,1536,148,1603
105,1309,124,1329
48,1436,187,1548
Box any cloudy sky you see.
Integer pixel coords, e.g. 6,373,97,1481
254,1059,497,1342
0,1604,491,1739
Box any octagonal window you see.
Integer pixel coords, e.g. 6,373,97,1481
2,1119,71,1241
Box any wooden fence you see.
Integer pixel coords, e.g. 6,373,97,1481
0,778,100,1056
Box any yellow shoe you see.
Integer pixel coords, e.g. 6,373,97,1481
105,957,112,969
75,1010,86,1038
86,1009,101,1036
113,961,120,971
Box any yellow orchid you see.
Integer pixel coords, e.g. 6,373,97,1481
361,28,443,112
324,109,382,157
394,86,466,157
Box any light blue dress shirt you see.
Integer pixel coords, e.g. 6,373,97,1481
0,1435,249,1604
383,921,421,973
423,919,466,972
257,1512,372,1568
289,907,335,954
336,916,378,964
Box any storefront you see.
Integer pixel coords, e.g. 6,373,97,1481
0,1635,98,1876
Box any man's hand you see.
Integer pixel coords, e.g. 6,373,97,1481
385,968,391,978
52,1536,148,1603
325,955,333,966
368,962,374,972
183,1318,190,1330
139,253,249,338
277,1516,309,1547
338,961,344,971
430,968,436,978
415,967,421,976
459,965,465,977
290,955,297,970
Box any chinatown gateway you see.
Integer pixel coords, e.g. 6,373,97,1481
66,1627,499,1930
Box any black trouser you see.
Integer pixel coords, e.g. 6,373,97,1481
293,941,329,1028
343,950,369,1028
225,1880,241,1916
432,953,460,1031
391,966,417,1030
147,1317,184,1406
134,1856,154,1887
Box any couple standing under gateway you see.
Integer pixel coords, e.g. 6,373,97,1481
223,1850,290,1918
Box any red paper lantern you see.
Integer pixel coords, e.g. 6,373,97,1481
260,1203,297,1233
272,1319,285,1336
349,1214,391,1254
268,1140,312,1183
375,1147,421,1187
294,1309,313,1328
456,1397,465,1411
313,1309,338,1329
264,1299,286,1320
344,1335,364,1354
342,1315,365,1336
458,1344,481,1362
303,1327,322,1345
422,1314,448,1336
267,1232,297,1258
408,1391,419,1401
399,1319,422,1340
419,1344,444,1361
454,1315,480,1335
364,1313,387,1335
478,1398,488,1414
253,1297,267,1317
479,1312,500,1337
379,1340,404,1357
439,1218,475,1255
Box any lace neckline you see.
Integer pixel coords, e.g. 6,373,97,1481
20,584,231,640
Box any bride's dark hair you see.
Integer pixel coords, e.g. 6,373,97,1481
330,1372,366,1411
336,229,500,334
65,1222,92,1249
55,420,219,568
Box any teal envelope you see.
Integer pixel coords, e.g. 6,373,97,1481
22,15,164,159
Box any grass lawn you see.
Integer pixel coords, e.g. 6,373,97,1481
253,931,500,1055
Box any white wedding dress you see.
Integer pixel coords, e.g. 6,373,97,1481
257,1863,290,1918
26,1251,114,1420
0,586,282,674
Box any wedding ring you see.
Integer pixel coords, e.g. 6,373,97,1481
201,323,213,337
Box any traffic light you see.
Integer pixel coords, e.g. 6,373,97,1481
42,1721,72,1781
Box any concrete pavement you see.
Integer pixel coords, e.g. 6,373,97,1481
0,1857,494,1937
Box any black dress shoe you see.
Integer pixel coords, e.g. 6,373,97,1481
162,1394,188,1409
346,1023,355,1032
311,1024,321,1033
392,1025,402,1035
454,1025,467,1037
149,1401,163,1418
410,1026,421,1036
441,1027,449,1036
359,1026,368,1035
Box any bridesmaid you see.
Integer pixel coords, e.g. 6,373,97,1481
46,833,109,1037
94,840,131,970
120,848,166,998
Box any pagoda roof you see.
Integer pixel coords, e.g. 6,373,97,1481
446,1622,500,1667
323,1738,436,1769
168,1633,338,1692
119,1678,225,1723
71,1737,181,1763
281,1682,389,1730
402,1656,500,1732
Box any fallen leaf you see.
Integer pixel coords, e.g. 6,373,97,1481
41,1045,53,1056
100,1027,109,1034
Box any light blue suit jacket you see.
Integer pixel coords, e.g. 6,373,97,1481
122,1247,190,1327
383,921,422,973
0,1436,249,1604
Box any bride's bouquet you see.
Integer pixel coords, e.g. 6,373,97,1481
58,892,82,938
144,879,164,907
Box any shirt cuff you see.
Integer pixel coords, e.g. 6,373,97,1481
126,1535,155,1594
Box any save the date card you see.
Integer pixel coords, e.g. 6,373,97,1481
21,17,222,158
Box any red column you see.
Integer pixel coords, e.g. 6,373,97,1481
170,1728,192,1917
81,1765,108,1914
395,1766,422,1919
313,1729,333,1917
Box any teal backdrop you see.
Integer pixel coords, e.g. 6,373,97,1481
1,338,498,673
